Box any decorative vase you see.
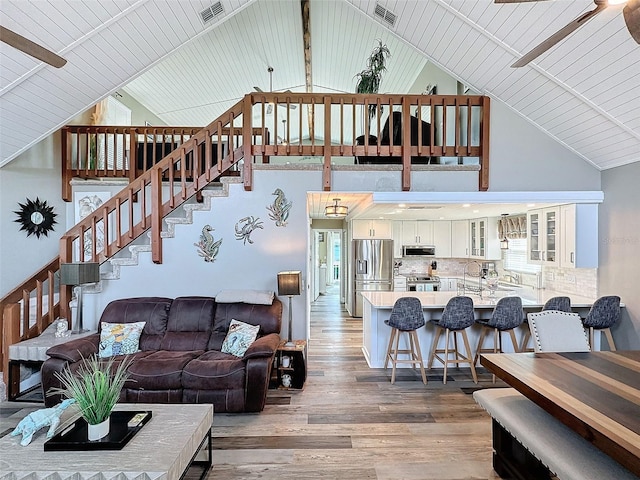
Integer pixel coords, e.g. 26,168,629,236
87,417,110,441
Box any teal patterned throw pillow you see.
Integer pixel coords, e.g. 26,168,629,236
221,319,260,357
99,321,146,358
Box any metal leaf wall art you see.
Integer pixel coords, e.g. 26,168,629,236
235,216,264,245
194,225,222,262
267,188,292,227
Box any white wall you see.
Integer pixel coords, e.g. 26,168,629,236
599,162,640,349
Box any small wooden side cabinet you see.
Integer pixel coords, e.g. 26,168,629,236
274,340,307,390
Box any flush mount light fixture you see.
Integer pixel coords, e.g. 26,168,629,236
324,198,348,218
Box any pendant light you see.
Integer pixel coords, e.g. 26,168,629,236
325,198,348,218
500,214,509,250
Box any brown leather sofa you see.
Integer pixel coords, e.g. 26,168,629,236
41,296,282,412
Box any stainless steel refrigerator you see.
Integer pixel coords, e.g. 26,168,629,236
353,239,394,317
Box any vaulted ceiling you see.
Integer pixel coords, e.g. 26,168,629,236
1,0,638,170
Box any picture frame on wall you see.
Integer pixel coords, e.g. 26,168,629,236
74,192,112,259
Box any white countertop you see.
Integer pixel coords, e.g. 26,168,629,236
361,289,597,309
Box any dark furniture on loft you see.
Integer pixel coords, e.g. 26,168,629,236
356,111,435,165
136,141,227,178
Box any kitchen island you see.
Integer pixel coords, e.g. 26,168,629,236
360,289,598,369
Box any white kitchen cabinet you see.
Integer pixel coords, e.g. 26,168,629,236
432,221,451,257
393,276,407,292
438,277,457,292
560,204,598,268
401,221,433,245
470,217,501,260
392,222,403,258
527,207,560,266
451,220,470,258
352,219,392,239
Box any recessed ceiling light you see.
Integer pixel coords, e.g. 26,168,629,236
439,216,444,220
473,209,479,213
527,203,536,207
398,203,406,208
462,204,471,208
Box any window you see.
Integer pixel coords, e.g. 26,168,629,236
503,239,541,274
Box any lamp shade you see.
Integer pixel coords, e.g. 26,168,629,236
277,271,302,296
324,198,348,218
60,262,100,285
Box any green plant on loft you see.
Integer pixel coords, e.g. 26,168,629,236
355,40,391,126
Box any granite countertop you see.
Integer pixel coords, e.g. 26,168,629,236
361,289,598,309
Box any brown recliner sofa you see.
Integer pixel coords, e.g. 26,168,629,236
41,295,282,413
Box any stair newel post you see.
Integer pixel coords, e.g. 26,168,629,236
59,237,73,324
243,94,253,191
150,167,163,264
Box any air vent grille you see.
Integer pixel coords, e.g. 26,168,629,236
374,2,397,28
200,2,225,24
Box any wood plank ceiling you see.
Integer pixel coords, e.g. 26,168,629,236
1,0,638,170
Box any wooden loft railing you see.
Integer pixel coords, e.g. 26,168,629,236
2,93,490,383
62,93,490,197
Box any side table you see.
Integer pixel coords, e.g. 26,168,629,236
274,340,307,390
8,323,94,401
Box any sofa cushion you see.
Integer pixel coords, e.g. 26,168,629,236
221,319,259,357
99,321,146,358
182,350,246,390
126,350,204,390
209,300,282,350
160,296,215,351
99,297,172,351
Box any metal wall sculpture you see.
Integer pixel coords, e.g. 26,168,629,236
267,188,292,227
14,197,57,238
235,216,264,245
194,225,222,263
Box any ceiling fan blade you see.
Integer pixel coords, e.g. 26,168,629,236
511,2,607,67
0,26,67,68
624,0,640,44
253,86,264,92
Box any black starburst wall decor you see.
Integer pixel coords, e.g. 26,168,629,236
14,197,58,238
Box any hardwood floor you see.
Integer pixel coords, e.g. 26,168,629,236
211,286,505,479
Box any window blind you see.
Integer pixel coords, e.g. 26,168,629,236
503,239,541,274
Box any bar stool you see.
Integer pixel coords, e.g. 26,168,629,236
582,295,621,351
427,296,478,384
384,297,427,384
474,296,524,366
520,296,571,352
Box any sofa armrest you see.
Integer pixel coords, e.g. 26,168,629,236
45,334,100,362
243,333,280,360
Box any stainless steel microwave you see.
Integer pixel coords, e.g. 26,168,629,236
402,245,436,257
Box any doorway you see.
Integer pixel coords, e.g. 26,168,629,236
311,229,345,304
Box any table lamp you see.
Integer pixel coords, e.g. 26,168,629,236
277,271,302,346
60,262,100,334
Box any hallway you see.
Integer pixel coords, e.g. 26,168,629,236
210,286,502,479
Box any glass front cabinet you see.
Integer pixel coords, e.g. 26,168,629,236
527,207,560,266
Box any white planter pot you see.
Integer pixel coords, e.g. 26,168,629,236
87,417,110,441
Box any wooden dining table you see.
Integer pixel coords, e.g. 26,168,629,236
480,351,640,477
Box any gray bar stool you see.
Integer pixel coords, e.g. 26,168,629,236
474,296,524,366
384,297,427,384
520,296,571,352
582,295,621,351
427,295,478,384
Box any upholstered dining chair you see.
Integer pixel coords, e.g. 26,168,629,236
427,295,478,384
474,296,524,365
527,310,590,352
582,295,621,351
384,297,427,384
520,296,572,352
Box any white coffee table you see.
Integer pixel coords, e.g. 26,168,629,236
0,403,213,480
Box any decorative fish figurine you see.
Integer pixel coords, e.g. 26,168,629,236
235,216,264,245
194,225,222,262
267,188,292,227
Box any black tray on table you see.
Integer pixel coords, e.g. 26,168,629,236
44,410,152,451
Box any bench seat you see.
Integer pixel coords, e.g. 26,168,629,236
473,388,637,480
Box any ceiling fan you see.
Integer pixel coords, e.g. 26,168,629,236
253,67,297,113
496,0,640,67
0,26,67,68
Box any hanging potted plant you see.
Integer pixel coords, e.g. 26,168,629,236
49,355,132,441
355,40,391,127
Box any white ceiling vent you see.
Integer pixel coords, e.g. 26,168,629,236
374,3,397,28
200,2,225,24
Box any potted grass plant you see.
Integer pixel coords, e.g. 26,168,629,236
50,354,132,441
